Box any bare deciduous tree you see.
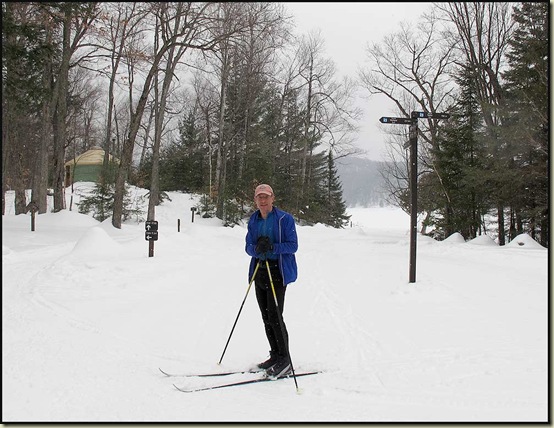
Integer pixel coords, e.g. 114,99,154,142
358,14,456,223
293,30,362,210
49,3,100,212
111,2,254,228
91,2,150,186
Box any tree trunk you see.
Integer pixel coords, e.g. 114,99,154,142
215,60,229,219
51,11,72,212
497,205,505,246
29,18,54,214
112,48,165,228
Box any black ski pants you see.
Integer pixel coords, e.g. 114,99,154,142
254,259,289,359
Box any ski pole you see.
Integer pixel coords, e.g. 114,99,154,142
218,260,261,365
265,260,300,393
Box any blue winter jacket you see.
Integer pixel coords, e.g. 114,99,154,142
245,207,298,285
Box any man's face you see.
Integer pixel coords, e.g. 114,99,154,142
255,193,274,216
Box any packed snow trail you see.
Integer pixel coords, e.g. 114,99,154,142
2,187,547,422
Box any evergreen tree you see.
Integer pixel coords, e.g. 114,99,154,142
270,87,305,215
323,151,351,228
421,64,488,240
138,107,207,194
78,183,143,223
2,3,54,214
501,2,549,246
174,107,206,192
297,149,327,225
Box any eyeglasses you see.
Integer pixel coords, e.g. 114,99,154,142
255,194,272,200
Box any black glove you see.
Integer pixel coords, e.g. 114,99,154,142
255,236,272,254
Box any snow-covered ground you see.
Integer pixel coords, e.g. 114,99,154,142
2,183,548,422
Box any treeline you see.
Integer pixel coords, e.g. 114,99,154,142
2,3,549,244
2,2,356,229
361,3,548,246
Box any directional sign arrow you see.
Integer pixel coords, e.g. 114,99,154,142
145,220,158,231
412,111,450,119
145,230,158,241
431,112,450,119
379,116,413,125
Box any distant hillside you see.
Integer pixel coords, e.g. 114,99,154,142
335,157,390,208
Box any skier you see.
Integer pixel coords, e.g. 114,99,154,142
245,183,298,378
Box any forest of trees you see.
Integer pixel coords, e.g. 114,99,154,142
2,2,358,229
2,2,549,245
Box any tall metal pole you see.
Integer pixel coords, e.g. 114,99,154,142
408,121,418,283
380,111,449,284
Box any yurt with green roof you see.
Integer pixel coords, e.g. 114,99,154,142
64,146,119,186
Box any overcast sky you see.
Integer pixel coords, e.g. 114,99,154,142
283,2,434,161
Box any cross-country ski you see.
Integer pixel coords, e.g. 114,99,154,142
158,367,263,378
172,371,321,393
